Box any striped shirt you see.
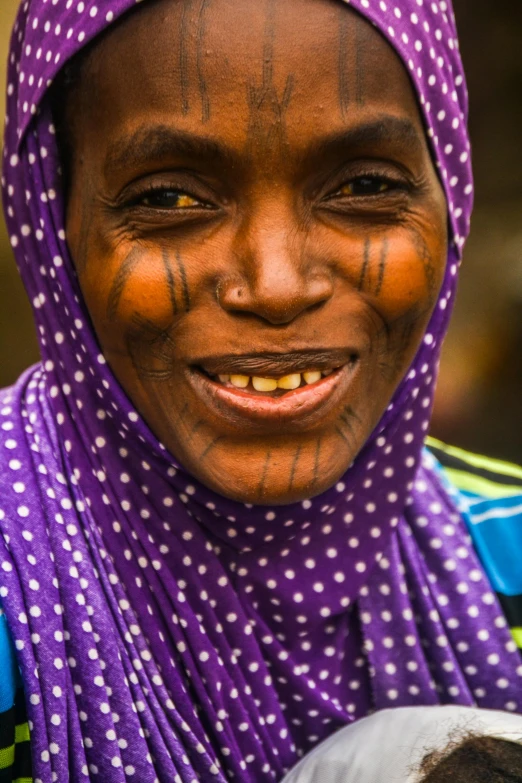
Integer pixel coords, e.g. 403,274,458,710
428,438,522,650
0,609,31,783
1,440,521,782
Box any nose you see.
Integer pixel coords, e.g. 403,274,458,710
218,203,333,325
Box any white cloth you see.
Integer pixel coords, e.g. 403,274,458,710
281,706,522,783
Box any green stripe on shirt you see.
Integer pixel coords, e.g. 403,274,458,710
427,437,522,482
0,745,14,771
442,467,522,499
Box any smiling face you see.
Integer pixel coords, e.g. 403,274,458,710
63,0,447,505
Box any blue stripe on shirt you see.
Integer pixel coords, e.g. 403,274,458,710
0,606,18,713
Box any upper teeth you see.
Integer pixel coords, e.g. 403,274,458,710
217,370,328,391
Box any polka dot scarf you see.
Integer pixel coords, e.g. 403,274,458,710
1,1,521,782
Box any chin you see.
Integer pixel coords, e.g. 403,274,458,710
181,435,355,506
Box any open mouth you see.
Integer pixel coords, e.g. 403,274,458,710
188,351,360,427
206,368,337,397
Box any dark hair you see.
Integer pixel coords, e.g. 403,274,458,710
420,734,522,783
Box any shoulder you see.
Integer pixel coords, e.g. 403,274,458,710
426,437,522,648
426,436,522,502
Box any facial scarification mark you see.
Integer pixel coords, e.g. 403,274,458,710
357,238,371,291
376,310,421,382
375,237,389,296
258,450,272,498
339,408,355,437
189,418,225,461
196,0,211,122
126,313,176,381
162,248,178,317
338,10,350,120
342,405,361,426
191,419,204,435
200,435,224,460
312,438,322,486
335,424,353,449
107,247,142,320
176,251,191,312
245,0,295,159
355,15,365,107
408,229,438,301
288,443,302,492
158,395,219,473
335,405,361,450
179,0,193,115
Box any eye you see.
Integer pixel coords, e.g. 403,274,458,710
139,189,203,209
339,176,392,197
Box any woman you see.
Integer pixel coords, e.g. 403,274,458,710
0,0,521,781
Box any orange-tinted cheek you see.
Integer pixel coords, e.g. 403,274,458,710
359,232,443,319
116,262,176,326
81,247,179,337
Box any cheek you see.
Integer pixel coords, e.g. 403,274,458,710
377,230,445,319
118,261,176,324
327,227,445,321
79,245,186,349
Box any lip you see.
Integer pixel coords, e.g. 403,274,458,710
188,360,359,429
195,348,356,377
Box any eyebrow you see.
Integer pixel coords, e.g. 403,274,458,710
300,115,424,164
104,126,237,177
104,115,423,177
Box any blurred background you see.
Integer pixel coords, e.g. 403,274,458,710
0,0,521,462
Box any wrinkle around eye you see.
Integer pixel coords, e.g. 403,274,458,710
318,190,412,220
109,204,226,241
103,186,223,232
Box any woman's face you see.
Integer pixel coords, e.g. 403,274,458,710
65,0,447,505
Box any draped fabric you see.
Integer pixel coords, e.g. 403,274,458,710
0,1,520,781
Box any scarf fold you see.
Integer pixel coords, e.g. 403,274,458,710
1,1,520,782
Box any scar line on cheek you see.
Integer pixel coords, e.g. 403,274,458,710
106,247,141,320
357,238,371,291
162,249,178,316
375,237,389,296
176,251,191,312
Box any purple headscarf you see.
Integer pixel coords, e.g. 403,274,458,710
1,1,520,781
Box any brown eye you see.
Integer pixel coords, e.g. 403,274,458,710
140,190,201,209
340,177,391,196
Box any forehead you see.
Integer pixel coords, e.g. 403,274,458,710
78,0,423,150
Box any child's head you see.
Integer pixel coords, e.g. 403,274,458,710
420,733,522,782
281,705,522,782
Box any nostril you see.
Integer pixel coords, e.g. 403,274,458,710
216,269,334,325
307,300,328,314
216,279,246,309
